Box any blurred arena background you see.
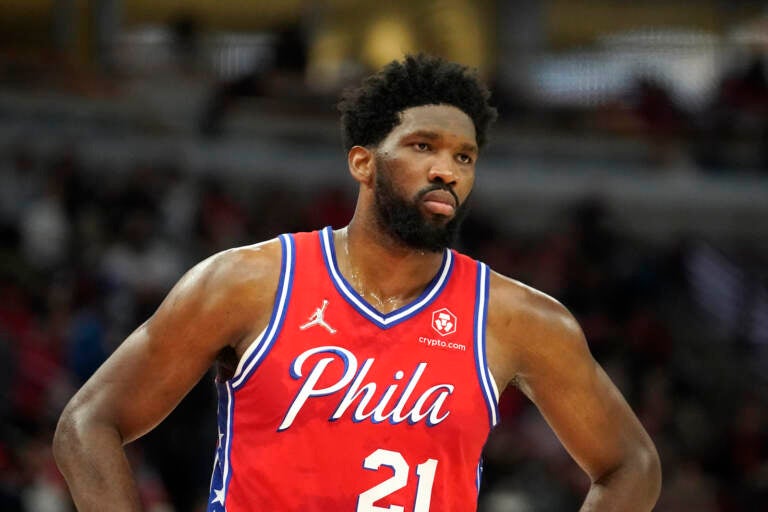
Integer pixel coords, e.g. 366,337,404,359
1,1,767,510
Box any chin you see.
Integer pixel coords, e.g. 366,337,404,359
423,211,453,224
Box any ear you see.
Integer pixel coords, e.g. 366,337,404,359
348,146,374,186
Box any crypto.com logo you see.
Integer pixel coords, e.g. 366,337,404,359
431,308,457,336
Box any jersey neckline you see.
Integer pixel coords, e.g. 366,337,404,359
318,226,454,329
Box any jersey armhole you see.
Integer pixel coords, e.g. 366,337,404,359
488,368,500,403
474,261,500,428
229,233,296,389
233,326,268,378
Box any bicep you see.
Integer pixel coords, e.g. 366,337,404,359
66,249,274,444
71,317,220,444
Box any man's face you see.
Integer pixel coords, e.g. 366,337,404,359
371,105,477,252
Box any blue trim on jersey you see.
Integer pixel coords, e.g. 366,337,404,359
476,459,482,494
475,462,483,494
474,262,499,428
319,226,453,329
208,382,235,511
224,384,235,505
231,233,295,390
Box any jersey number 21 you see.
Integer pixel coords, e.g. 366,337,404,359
357,449,438,512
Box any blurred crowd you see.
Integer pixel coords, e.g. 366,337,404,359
0,140,765,512
2,2,768,510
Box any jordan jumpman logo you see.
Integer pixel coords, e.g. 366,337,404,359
299,300,337,334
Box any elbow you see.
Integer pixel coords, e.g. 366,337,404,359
633,439,662,507
53,403,78,472
53,397,126,474
53,399,99,475
593,440,662,510
645,444,662,504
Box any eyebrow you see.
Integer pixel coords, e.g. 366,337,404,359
406,130,478,154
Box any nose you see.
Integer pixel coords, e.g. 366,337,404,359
427,158,458,186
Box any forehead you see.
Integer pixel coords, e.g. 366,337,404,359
389,104,476,144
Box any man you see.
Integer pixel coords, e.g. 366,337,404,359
54,54,661,511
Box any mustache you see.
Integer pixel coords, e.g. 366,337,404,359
416,183,460,207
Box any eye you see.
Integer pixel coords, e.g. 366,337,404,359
456,153,473,164
413,142,430,151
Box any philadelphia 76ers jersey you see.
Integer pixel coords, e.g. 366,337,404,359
208,227,500,512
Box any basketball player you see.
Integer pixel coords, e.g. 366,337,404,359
54,54,661,511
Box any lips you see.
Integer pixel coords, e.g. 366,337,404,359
421,189,457,216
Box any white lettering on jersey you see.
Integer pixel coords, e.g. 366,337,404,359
277,346,454,431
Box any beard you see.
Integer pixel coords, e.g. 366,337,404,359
373,156,470,253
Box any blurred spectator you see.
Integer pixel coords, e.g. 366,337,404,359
169,15,201,76
0,147,39,226
699,53,768,171
199,22,310,136
196,177,251,253
20,175,71,272
66,289,108,385
630,77,690,168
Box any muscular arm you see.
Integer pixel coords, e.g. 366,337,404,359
53,241,281,511
488,273,661,511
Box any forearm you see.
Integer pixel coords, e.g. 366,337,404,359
579,450,662,512
53,415,143,511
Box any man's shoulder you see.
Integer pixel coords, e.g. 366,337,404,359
216,237,285,268
486,269,579,338
183,237,284,301
142,237,286,354
484,268,586,387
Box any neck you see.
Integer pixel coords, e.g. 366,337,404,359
334,220,446,314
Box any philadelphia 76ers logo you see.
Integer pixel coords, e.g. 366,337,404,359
431,308,457,336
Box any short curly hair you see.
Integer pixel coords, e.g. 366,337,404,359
338,54,497,152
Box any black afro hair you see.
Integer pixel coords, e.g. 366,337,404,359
338,54,497,152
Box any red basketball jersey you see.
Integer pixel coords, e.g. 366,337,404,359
208,227,499,512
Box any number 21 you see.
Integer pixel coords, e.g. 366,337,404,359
357,448,438,512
